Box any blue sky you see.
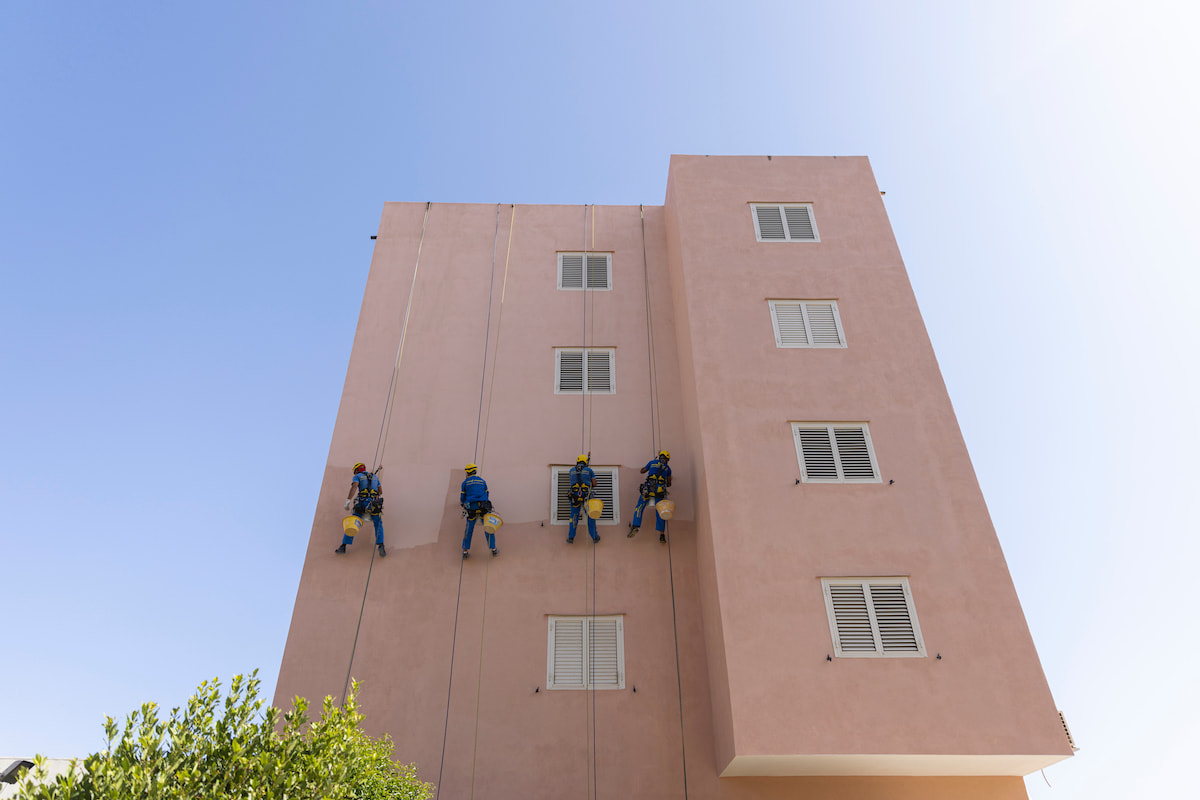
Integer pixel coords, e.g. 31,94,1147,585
2,2,1197,796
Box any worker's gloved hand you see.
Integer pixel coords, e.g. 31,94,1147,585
344,500,352,511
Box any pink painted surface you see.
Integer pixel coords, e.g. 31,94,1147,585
275,157,1068,799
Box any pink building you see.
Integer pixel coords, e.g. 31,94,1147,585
275,156,1073,799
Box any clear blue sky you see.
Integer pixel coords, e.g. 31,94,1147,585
2,2,1197,796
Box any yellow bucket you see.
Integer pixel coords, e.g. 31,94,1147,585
482,512,503,534
341,515,363,537
586,498,604,519
655,499,676,520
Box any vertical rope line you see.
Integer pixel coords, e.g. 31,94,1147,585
434,556,468,800
468,557,492,800
665,521,689,800
473,204,502,462
376,201,431,469
478,205,517,470
591,527,598,800
582,545,592,800
343,201,431,705
340,545,377,704
638,206,657,453
580,204,588,455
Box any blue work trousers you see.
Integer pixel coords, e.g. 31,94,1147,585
568,503,599,541
344,505,384,545
463,505,495,551
632,494,667,532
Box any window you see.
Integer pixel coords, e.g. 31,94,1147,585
752,203,819,242
550,466,619,524
547,615,625,690
791,423,880,483
555,348,615,394
769,300,846,348
821,578,925,658
558,253,612,290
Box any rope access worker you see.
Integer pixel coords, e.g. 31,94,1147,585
460,463,496,558
336,463,386,557
566,454,601,544
628,450,672,543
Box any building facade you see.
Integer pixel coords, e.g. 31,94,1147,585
275,155,1073,799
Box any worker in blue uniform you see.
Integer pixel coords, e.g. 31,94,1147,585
567,454,600,544
628,450,672,543
461,463,496,558
337,462,386,557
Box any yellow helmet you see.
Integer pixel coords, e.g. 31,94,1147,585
576,454,589,465
658,450,670,460
465,463,478,474
353,462,367,475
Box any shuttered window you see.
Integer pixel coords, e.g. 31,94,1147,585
550,466,618,524
792,423,880,483
555,348,615,394
769,300,846,348
547,615,625,690
558,253,612,290
752,204,819,242
821,578,925,658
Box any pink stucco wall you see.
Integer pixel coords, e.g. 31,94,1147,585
274,156,1069,799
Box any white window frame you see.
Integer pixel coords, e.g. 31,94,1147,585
549,465,619,525
557,252,613,291
768,300,847,348
751,203,820,242
821,577,926,658
554,348,616,394
791,422,881,483
546,615,626,690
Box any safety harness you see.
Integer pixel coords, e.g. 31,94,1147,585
640,460,669,500
356,472,384,515
568,465,592,507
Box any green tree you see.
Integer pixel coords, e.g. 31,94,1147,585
12,672,433,800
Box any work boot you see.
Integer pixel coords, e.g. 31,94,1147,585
491,548,498,557
566,537,575,544
377,544,386,558
593,536,601,544
335,544,347,554
627,524,639,538
463,550,470,559
659,533,666,543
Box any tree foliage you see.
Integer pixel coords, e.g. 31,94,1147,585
12,672,433,800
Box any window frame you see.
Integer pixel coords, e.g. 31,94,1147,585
546,614,626,690
768,299,847,348
791,422,881,483
751,203,820,242
820,577,926,659
554,347,616,395
557,252,613,291
549,465,619,525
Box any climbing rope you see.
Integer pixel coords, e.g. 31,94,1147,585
468,556,492,800
473,204,502,462
640,204,688,798
341,201,432,705
433,556,466,800
477,206,517,470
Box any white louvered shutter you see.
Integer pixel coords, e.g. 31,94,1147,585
804,303,843,346
870,583,920,653
829,583,878,653
585,255,610,289
586,350,613,393
587,618,622,688
833,427,877,481
559,254,584,289
550,618,585,689
795,427,838,481
783,205,816,240
553,469,573,522
557,351,584,392
771,302,810,346
591,469,616,522
551,467,618,524
754,205,786,240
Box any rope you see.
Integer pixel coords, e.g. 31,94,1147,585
665,522,689,799
591,529,599,800
580,204,588,454
478,205,517,470
342,201,432,704
473,204,502,462
468,557,492,800
375,201,431,470
434,556,467,800
639,206,658,453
